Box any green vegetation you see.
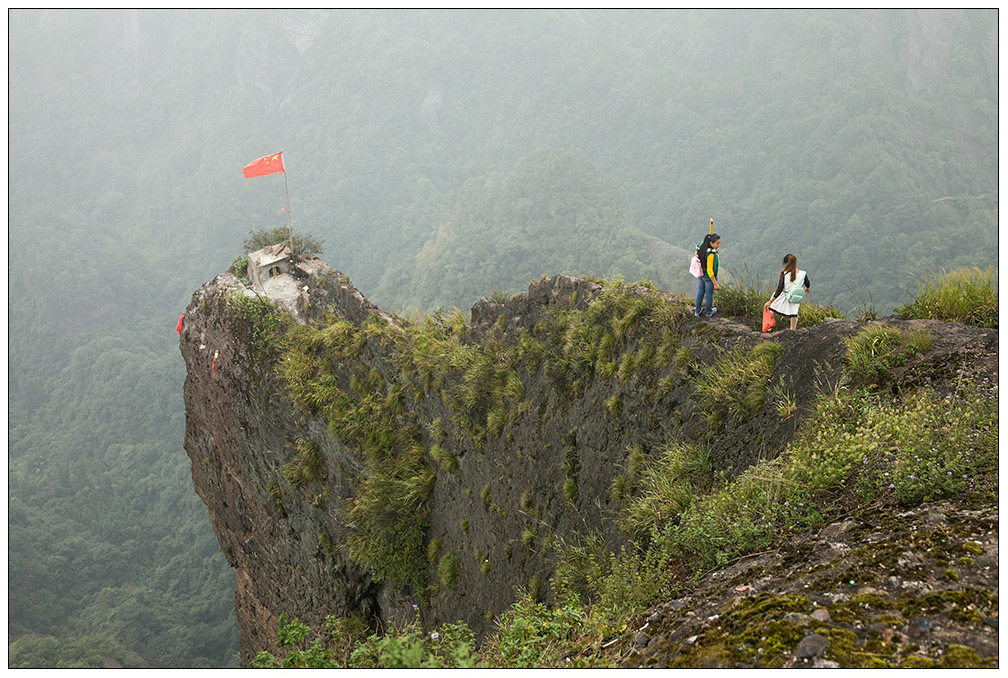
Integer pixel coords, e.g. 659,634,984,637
898,266,998,328
797,299,845,326
577,379,996,604
429,444,458,474
664,584,999,668
228,292,283,349
230,255,250,280
281,438,327,489
7,7,997,668
251,594,609,668
697,341,781,427
715,268,773,321
247,361,996,668
844,325,933,386
264,274,701,596
552,536,672,632
480,593,610,667
619,442,712,539
242,226,325,259
522,527,536,549
344,455,435,593
274,314,443,593
530,277,687,394
426,538,443,565
438,553,461,590
253,266,993,667
252,614,477,668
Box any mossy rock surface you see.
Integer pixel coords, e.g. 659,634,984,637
622,500,998,668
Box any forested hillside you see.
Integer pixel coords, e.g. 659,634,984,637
7,9,997,668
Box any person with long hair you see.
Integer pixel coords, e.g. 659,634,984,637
694,232,721,318
764,253,810,330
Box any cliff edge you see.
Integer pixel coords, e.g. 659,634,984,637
180,257,997,666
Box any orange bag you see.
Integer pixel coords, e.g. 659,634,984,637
762,307,776,332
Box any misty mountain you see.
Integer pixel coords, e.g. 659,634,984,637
7,8,997,668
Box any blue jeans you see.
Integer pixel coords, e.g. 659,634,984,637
695,276,714,316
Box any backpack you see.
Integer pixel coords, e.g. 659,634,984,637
784,281,805,304
689,241,705,278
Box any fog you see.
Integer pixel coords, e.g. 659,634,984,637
7,9,997,667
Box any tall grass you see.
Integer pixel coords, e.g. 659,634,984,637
797,298,845,326
696,341,781,427
844,325,932,386
613,377,996,586
620,442,711,539
715,266,772,326
898,266,998,328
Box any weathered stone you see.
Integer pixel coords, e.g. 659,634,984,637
817,519,859,540
784,612,810,625
795,633,829,659
810,608,831,623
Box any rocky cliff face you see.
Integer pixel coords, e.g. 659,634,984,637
180,258,997,665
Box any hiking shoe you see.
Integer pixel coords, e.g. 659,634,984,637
694,310,700,317
706,307,718,318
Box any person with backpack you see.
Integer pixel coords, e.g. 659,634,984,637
694,232,721,318
764,253,810,330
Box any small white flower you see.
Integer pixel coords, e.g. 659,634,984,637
431,632,440,641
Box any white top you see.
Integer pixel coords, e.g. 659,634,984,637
769,269,807,317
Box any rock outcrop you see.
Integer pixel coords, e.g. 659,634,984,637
179,258,997,665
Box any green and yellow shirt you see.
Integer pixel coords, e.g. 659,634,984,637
702,249,719,279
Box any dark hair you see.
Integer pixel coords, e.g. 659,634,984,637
697,232,721,259
781,253,797,283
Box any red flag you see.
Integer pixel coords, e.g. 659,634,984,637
242,151,284,178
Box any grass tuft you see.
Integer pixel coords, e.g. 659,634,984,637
697,341,781,427
898,266,997,328
844,325,932,386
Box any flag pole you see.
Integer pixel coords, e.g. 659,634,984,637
282,151,292,244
